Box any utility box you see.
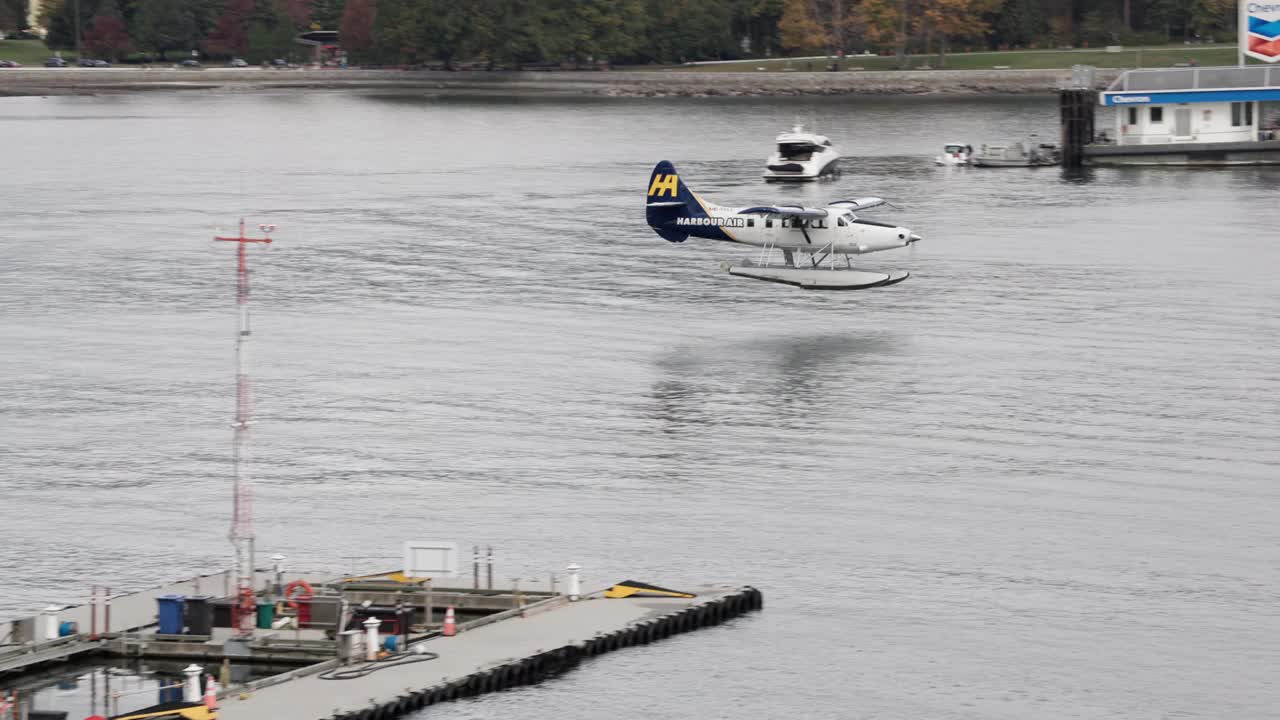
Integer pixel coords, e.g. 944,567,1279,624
212,598,235,628
156,595,186,635
256,602,275,629
185,595,213,636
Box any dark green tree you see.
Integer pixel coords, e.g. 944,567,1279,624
133,0,198,57
310,0,340,27
992,0,1046,47
244,0,295,61
640,0,737,63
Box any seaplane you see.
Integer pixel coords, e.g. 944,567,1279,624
645,160,921,290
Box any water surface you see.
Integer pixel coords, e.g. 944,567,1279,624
1,91,1277,719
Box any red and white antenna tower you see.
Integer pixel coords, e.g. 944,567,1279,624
215,218,276,638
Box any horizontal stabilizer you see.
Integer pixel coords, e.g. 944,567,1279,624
738,205,829,219
603,580,697,599
828,197,887,211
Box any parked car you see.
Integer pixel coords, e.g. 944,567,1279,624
228,58,248,67
270,58,287,67
0,60,21,68
77,58,110,67
44,57,67,67
178,59,202,69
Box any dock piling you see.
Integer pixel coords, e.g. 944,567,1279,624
485,547,493,590
1060,67,1098,169
472,546,479,590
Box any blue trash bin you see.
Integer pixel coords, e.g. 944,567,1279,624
156,594,186,635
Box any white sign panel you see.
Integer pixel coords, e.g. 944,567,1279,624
1242,1,1280,62
403,541,458,578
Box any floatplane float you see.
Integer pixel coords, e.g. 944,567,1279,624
645,161,921,290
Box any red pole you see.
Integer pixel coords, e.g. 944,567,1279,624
215,219,275,638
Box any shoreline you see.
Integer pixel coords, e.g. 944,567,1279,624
0,67,1120,98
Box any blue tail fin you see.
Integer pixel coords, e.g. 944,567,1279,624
645,161,706,243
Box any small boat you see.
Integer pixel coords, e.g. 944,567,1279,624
763,125,841,182
972,140,1061,167
934,142,973,166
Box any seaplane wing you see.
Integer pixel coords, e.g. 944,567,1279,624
645,160,921,290
737,205,831,220
827,197,888,212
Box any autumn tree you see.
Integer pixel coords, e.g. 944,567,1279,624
203,0,252,56
338,0,373,56
83,0,133,58
778,0,828,53
920,0,998,66
854,0,909,64
280,0,313,28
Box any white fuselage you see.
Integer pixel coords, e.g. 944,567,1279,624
681,201,916,256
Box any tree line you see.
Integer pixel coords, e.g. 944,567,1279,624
11,0,1237,66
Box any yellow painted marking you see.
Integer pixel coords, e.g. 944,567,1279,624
647,174,679,198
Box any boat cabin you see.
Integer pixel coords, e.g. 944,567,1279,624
1100,66,1280,146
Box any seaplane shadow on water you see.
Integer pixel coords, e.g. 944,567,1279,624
645,160,921,290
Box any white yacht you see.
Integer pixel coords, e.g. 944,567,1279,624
763,125,841,182
934,142,973,166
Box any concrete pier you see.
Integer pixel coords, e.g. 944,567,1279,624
227,586,762,720
2,573,762,719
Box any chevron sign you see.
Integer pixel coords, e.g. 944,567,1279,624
1243,2,1280,62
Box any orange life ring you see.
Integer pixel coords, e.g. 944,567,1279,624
284,579,314,609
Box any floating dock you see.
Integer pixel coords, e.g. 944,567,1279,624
1,571,762,720
231,585,761,720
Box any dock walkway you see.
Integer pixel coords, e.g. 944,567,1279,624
226,586,762,720
0,570,324,677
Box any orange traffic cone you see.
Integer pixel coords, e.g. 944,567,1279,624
442,606,457,637
203,675,219,710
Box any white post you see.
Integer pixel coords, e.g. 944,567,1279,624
363,616,381,662
40,606,61,641
566,563,581,602
182,665,203,703
271,554,286,597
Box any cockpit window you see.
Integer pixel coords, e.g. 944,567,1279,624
837,217,847,227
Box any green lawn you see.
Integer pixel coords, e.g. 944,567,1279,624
0,39,76,65
675,44,1240,72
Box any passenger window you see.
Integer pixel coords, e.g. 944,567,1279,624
747,218,755,227
765,218,772,228
1150,106,1163,123
1127,107,1137,125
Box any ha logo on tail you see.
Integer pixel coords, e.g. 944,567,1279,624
645,161,921,290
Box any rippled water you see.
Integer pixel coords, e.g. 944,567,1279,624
2,91,1278,719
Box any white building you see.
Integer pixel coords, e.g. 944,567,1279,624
1087,66,1280,165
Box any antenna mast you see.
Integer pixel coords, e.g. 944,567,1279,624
215,218,276,638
